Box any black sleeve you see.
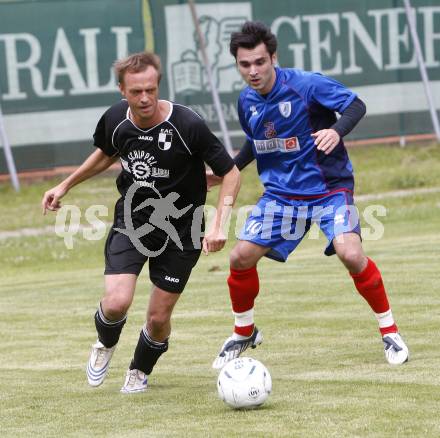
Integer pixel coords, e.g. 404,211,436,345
191,117,235,177
93,112,118,157
93,102,128,157
331,97,366,138
233,139,254,170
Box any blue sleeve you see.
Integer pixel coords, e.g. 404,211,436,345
237,95,253,142
305,73,357,114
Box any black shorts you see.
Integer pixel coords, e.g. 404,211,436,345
104,227,201,293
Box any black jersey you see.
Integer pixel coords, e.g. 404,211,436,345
93,99,234,233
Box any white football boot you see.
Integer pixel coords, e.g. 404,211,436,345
86,340,116,387
120,369,149,393
382,332,409,365
212,327,263,370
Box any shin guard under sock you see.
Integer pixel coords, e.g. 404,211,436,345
94,303,127,348
130,327,169,375
228,266,259,337
350,258,398,335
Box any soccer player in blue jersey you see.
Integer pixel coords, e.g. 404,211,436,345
211,21,409,368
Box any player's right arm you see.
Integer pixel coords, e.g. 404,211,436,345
41,149,117,214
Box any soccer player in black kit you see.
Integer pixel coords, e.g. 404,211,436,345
42,52,240,393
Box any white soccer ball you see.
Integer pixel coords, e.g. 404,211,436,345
217,357,272,409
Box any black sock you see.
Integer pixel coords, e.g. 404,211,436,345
130,326,169,375
94,303,127,348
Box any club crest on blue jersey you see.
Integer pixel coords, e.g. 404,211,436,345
158,128,173,151
264,122,277,139
278,102,291,118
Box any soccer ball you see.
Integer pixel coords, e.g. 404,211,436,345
217,357,272,409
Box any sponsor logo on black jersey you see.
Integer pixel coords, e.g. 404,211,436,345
138,135,154,141
122,150,170,181
127,150,157,165
130,162,170,180
131,160,151,179
158,128,173,151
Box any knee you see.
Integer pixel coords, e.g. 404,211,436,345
147,311,170,332
101,289,131,319
337,248,366,272
229,246,254,269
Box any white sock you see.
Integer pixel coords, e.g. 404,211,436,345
232,308,254,340
374,309,395,329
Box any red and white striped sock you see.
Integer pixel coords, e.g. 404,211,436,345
350,257,398,336
375,310,398,336
233,308,255,340
227,266,259,338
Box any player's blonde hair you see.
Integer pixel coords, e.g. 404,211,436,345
114,52,162,84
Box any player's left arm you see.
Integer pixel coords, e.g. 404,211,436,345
312,97,366,155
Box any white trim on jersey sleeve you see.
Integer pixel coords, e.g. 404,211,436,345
172,102,202,119
166,121,192,156
162,100,174,121
111,116,129,154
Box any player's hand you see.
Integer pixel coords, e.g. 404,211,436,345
41,184,67,215
202,228,227,255
206,170,223,191
311,129,340,155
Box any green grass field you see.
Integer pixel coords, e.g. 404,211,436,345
1,143,440,437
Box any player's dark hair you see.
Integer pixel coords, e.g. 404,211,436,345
114,52,162,84
230,21,277,59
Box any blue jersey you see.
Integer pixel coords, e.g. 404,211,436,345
237,67,357,197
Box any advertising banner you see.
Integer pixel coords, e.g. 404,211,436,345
0,0,439,171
